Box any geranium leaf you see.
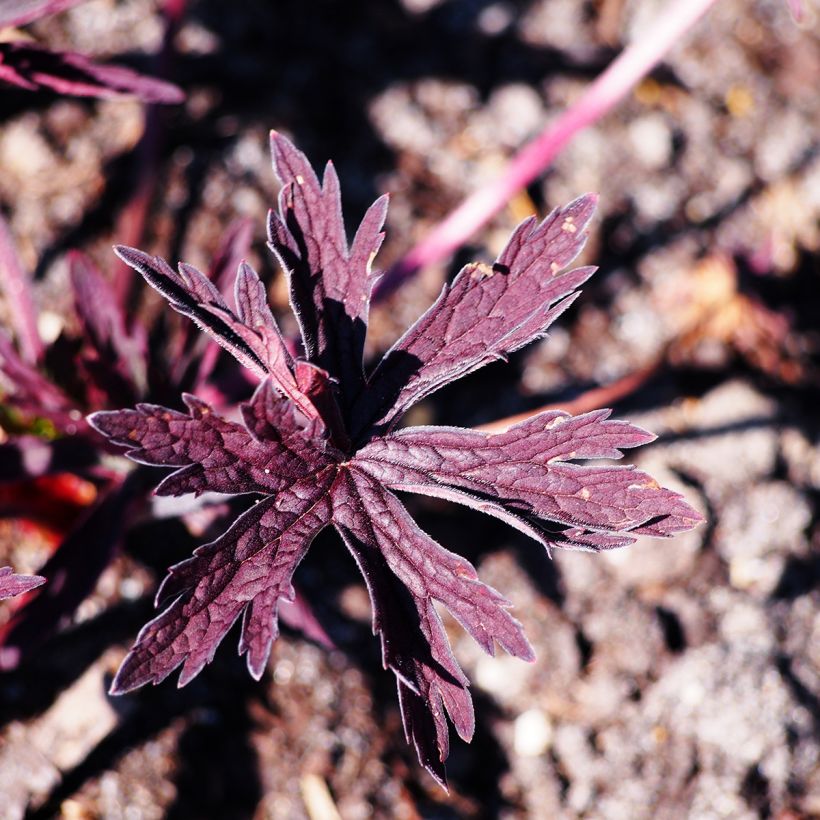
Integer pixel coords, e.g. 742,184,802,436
332,467,534,660
90,137,704,786
331,466,533,780
354,196,597,437
89,380,334,498
112,247,324,422
354,409,702,547
0,42,184,103
268,131,388,403
111,469,335,692
337,525,472,790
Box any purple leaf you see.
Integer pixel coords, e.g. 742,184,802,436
69,251,147,401
332,468,534,662
0,0,88,28
268,131,388,401
111,469,334,692
354,196,598,436
0,42,184,103
354,409,702,549
112,246,321,423
336,524,472,789
190,218,256,387
91,136,703,786
88,380,335,498
331,467,533,780
0,567,44,601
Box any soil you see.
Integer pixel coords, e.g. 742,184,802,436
1,0,819,818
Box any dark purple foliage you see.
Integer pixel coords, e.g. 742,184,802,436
0,0,182,104
0,41,184,102
90,132,702,786
0,223,253,665
0,567,44,600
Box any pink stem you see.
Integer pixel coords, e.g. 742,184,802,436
375,0,721,299
786,0,804,22
0,214,44,363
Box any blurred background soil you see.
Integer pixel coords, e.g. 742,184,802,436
1,0,819,817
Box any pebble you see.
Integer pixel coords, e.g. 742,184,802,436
513,709,553,757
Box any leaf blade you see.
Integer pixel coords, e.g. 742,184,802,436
355,195,598,436
268,132,388,402
111,469,334,693
353,409,703,547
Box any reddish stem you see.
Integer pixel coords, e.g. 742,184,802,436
476,360,661,434
374,0,721,299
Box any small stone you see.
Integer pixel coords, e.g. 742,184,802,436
514,709,553,757
629,114,673,170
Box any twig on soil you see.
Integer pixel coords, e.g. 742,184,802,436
374,0,721,299
476,360,662,434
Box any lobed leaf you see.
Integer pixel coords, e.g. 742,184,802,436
268,131,388,403
337,524,472,789
113,247,327,423
354,196,598,437
333,467,534,660
331,466,534,781
0,42,184,103
89,380,334,498
89,136,706,786
111,468,335,692
354,409,703,548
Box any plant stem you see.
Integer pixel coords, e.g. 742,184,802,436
375,0,721,299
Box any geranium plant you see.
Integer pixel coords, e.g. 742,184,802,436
89,133,702,786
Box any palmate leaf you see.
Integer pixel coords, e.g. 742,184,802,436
352,195,597,438
100,133,703,786
354,409,702,549
111,471,335,691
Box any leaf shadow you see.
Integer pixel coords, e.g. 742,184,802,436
21,643,263,820
0,596,151,727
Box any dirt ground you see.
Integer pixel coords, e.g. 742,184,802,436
1,0,819,817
